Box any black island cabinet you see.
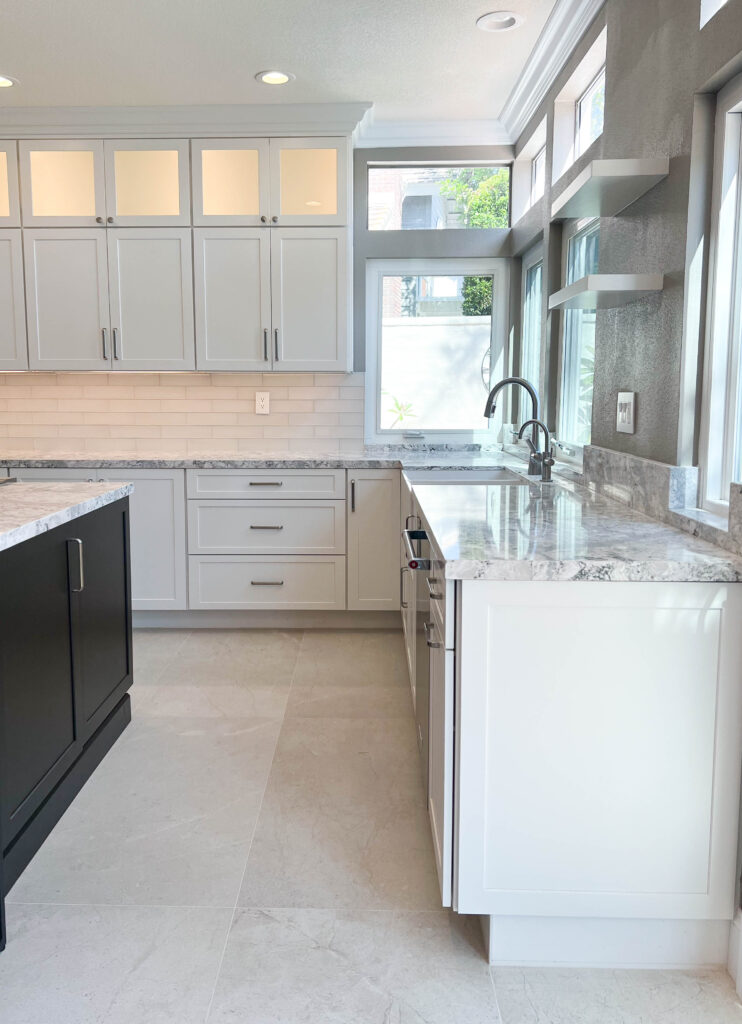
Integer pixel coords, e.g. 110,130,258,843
0,496,133,950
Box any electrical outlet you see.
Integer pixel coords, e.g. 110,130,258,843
616,391,636,434
255,391,270,415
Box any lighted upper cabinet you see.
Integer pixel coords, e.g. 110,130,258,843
0,143,20,227
268,138,348,226
19,141,106,227
192,139,270,226
103,140,191,226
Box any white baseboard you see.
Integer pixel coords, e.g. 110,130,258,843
728,911,742,995
133,609,402,630
481,915,732,968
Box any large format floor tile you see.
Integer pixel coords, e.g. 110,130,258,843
0,904,231,1024
208,908,499,1024
157,629,303,688
9,713,281,907
292,629,410,688
132,628,191,683
492,966,742,1023
238,715,441,910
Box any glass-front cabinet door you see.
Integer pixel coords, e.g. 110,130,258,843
19,140,106,227
103,140,190,226
0,143,20,227
268,138,347,226
192,139,270,226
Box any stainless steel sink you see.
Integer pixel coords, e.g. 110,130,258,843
404,467,528,485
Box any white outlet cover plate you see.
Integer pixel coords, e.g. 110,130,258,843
616,391,636,433
256,391,270,415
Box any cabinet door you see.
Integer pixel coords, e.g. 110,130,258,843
270,228,349,371
97,469,187,611
194,228,271,370
25,229,111,370
269,138,348,226
0,230,27,369
347,469,401,611
0,142,20,227
192,139,270,226
19,140,106,227
428,642,454,907
103,140,190,226
0,528,79,846
68,500,132,739
107,228,195,370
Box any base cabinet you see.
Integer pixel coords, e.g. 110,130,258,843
347,469,401,611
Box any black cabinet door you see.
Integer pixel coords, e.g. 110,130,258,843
69,499,132,740
0,527,79,845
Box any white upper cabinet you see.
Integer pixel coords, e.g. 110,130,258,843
19,140,106,227
194,228,271,371
25,229,111,370
0,230,27,369
107,228,195,370
103,140,191,226
270,227,349,372
269,138,348,226
192,139,270,226
0,143,20,227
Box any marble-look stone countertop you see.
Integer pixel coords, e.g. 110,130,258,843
0,480,133,553
411,478,742,583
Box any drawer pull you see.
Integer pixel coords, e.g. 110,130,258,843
426,576,443,600
423,620,443,649
250,580,284,586
248,481,283,487
249,524,284,530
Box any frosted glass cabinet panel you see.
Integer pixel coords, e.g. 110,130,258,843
103,140,190,225
19,141,105,226
192,139,270,225
0,143,20,226
269,138,347,226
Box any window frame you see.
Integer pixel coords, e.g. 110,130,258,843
574,66,606,160
699,72,742,515
364,257,510,444
519,242,544,394
530,146,547,207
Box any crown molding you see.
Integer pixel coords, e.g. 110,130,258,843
0,102,373,139
354,109,512,148
499,0,606,144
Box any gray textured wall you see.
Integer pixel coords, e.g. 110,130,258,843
514,0,742,465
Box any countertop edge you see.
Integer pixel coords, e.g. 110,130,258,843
0,483,133,553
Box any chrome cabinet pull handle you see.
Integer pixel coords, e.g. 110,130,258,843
69,538,84,592
113,327,121,360
260,215,267,223
101,327,108,359
423,621,442,649
250,580,284,586
263,328,268,361
95,216,104,224
107,216,114,224
272,215,278,223
350,479,356,512
400,566,409,609
248,480,283,487
274,328,279,361
249,524,284,530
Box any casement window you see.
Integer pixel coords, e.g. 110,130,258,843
520,245,543,391
530,146,546,207
575,67,606,159
557,221,599,449
700,73,742,513
367,164,511,230
365,258,509,442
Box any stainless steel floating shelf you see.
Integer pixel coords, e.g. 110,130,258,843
551,158,670,221
548,273,665,310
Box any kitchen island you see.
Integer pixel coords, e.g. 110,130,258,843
0,480,133,951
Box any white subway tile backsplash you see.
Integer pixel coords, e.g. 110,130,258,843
0,371,365,453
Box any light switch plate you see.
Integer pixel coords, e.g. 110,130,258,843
256,391,270,415
616,391,636,433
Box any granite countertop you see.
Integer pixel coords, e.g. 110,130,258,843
0,481,133,552
411,478,742,583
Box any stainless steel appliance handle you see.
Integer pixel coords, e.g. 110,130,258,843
69,538,85,592
400,566,409,608
423,621,442,649
426,576,443,600
405,513,421,530
249,525,284,530
250,580,284,586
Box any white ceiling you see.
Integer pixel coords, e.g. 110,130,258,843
0,0,558,129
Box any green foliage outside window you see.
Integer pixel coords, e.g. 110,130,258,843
438,167,510,229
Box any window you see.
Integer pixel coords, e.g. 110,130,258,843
530,146,546,206
365,259,509,440
367,165,510,230
520,246,543,390
558,221,599,449
701,0,730,27
700,73,742,512
575,67,605,158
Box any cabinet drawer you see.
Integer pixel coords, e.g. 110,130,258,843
188,555,346,609
186,468,345,500
187,500,345,554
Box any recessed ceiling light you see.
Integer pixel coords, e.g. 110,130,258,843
476,11,525,32
255,70,295,85
0,75,17,88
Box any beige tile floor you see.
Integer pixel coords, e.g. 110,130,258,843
0,628,740,1022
